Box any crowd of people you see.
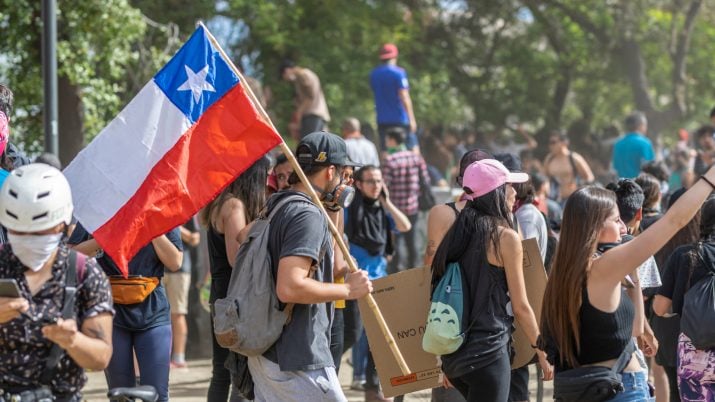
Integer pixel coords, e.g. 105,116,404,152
1,38,715,402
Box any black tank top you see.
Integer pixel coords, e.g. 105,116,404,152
571,287,634,368
207,225,231,303
441,244,512,379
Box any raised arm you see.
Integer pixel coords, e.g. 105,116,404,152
594,167,715,284
379,186,411,233
516,126,537,150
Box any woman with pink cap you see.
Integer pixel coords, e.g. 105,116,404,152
430,159,553,401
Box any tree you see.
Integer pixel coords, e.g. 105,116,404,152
525,0,704,140
222,0,472,139
0,0,147,164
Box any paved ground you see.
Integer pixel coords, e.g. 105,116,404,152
83,358,552,401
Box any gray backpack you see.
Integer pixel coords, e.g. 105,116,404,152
212,194,312,356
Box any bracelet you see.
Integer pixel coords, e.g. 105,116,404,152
323,203,341,212
531,334,544,351
702,176,715,190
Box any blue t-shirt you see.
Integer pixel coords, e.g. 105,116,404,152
612,132,655,178
370,64,409,125
68,222,182,331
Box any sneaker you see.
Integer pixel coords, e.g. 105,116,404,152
350,379,366,391
365,388,392,402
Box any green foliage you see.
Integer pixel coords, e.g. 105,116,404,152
0,0,146,150
2,0,715,156
223,0,471,137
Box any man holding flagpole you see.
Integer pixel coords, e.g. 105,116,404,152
247,131,372,401
63,24,406,399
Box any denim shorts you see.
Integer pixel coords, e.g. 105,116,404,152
610,371,654,402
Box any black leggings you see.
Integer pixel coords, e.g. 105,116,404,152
450,350,511,402
663,365,680,402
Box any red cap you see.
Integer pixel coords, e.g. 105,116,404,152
379,43,398,60
678,128,689,141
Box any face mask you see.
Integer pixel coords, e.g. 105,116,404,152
322,177,356,209
7,232,63,271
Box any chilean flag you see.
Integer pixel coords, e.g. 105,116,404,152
64,26,282,275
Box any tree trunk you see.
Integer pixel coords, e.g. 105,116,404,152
541,70,571,136
57,75,84,166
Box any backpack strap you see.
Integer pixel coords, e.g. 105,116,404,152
266,194,312,222
40,249,84,385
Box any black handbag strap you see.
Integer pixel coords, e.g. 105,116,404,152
610,339,637,375
40,250,80,385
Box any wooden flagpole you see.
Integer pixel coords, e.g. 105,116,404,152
200,22,411,376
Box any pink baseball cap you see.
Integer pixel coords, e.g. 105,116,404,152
462,159,529,200
379,43,398,60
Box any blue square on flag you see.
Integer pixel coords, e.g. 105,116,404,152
153,26,239,123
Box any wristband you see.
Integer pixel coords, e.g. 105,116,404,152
323,203,341,212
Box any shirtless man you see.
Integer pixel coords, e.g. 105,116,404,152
543,131,594,201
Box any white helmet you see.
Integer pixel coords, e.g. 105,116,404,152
0,163,73,232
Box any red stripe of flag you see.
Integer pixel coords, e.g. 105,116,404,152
93,83,282,273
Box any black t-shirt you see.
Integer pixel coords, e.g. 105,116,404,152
262,191,335,371
68,223,182,330
440,239,512,379
658,242,714,315
640,213,662,232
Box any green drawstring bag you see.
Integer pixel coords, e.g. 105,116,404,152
422,262,466,355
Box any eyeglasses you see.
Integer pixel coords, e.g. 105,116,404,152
361,179,382,185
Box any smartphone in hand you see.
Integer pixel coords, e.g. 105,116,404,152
0,279,21,298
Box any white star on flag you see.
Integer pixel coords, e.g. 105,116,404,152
177,65,216,102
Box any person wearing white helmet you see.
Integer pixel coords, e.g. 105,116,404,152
0,163,114,401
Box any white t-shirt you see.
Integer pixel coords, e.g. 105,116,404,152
345,137,380,167
637,256,661,289
515,203,548,262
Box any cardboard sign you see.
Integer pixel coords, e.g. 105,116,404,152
358,267,441,398
360,239,547,396
511,238,548,368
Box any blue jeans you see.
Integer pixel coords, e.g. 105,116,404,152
352,330,369,380
105,324,172,402
610,371,654,402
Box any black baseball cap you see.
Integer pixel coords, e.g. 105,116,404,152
457,148,492,186
296,131,361,168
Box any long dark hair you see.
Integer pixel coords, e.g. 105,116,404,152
431,185,512,279
541,186,617,368
201,156,270,228
685,197,715,270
